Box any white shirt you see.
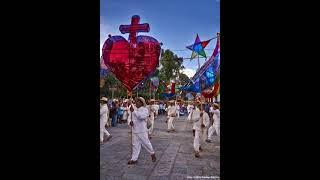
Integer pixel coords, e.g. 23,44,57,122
212,109,220,125
127,104,137,125
122,106,129,120
131,106,149,133
155,104,159,111
189,108,210,130
187,105,194,114
147,105,156,119
176,103,180,111
100,104,109,127
167,105,176,117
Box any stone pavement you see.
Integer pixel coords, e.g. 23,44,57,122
100,114,220,180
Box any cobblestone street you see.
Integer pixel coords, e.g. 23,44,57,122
100,114,220,180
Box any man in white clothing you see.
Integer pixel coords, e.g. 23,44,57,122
128,97,157,164
176,102,180,118
206,103,220,143
189,102,210,158
187,102,196,136
147,99,156,138
187,102,194,115
166,100,177,132
100,97,112,144
154,101,159,119
127,99,136,124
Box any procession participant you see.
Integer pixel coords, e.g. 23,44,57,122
166,100,177,132
147,99,157,138
206,103,220,143
189,102,210,158
176,101,180,118
188,101,197,136
127,99,135,123
118,101,125,124
122,100,129,124
159,102,164,115
187,102,194,115
110,101,118,127
100,97,112,144
154,101,159,119
128,97,157,165
200,104,211,140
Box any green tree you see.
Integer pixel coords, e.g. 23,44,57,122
159,49,184,81
155,49,190,99
178,73,190,85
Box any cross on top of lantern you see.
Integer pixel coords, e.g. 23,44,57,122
119,15,150,44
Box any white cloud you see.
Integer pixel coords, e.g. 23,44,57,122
181,68,196,78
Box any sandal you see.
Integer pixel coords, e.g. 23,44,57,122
195,151,200,158
127,160,137,165
151,154,157,162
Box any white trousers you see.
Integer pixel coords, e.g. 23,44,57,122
167,117,175,130
194,129,201,152
104,112,110,127
131,132,155,161
208,124,220,140
176,111,180,118
148,118,155,135
193,128,207,151
100,127,110,142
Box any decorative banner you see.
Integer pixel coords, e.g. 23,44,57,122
102,15,161,91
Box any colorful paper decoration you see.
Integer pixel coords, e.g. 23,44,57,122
102,15,161,91
186,34,212,59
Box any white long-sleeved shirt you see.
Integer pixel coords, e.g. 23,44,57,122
189,108,210,130
212,109,220,125
187,105,194,114
131,106,149,133
127,104,137,125
147,105,157,120
167,105,176,117
100,104,109,127
122,106,129,120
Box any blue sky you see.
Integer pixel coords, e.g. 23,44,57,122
100,0,220,77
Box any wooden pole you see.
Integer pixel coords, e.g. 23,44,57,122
129,92,133,159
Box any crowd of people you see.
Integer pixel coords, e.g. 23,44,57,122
100,96,220,164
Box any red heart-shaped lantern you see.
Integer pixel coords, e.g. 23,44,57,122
102,15,161,91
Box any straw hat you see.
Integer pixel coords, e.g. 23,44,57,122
100,97,108,102
136,97,147,106
213,103,220,109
